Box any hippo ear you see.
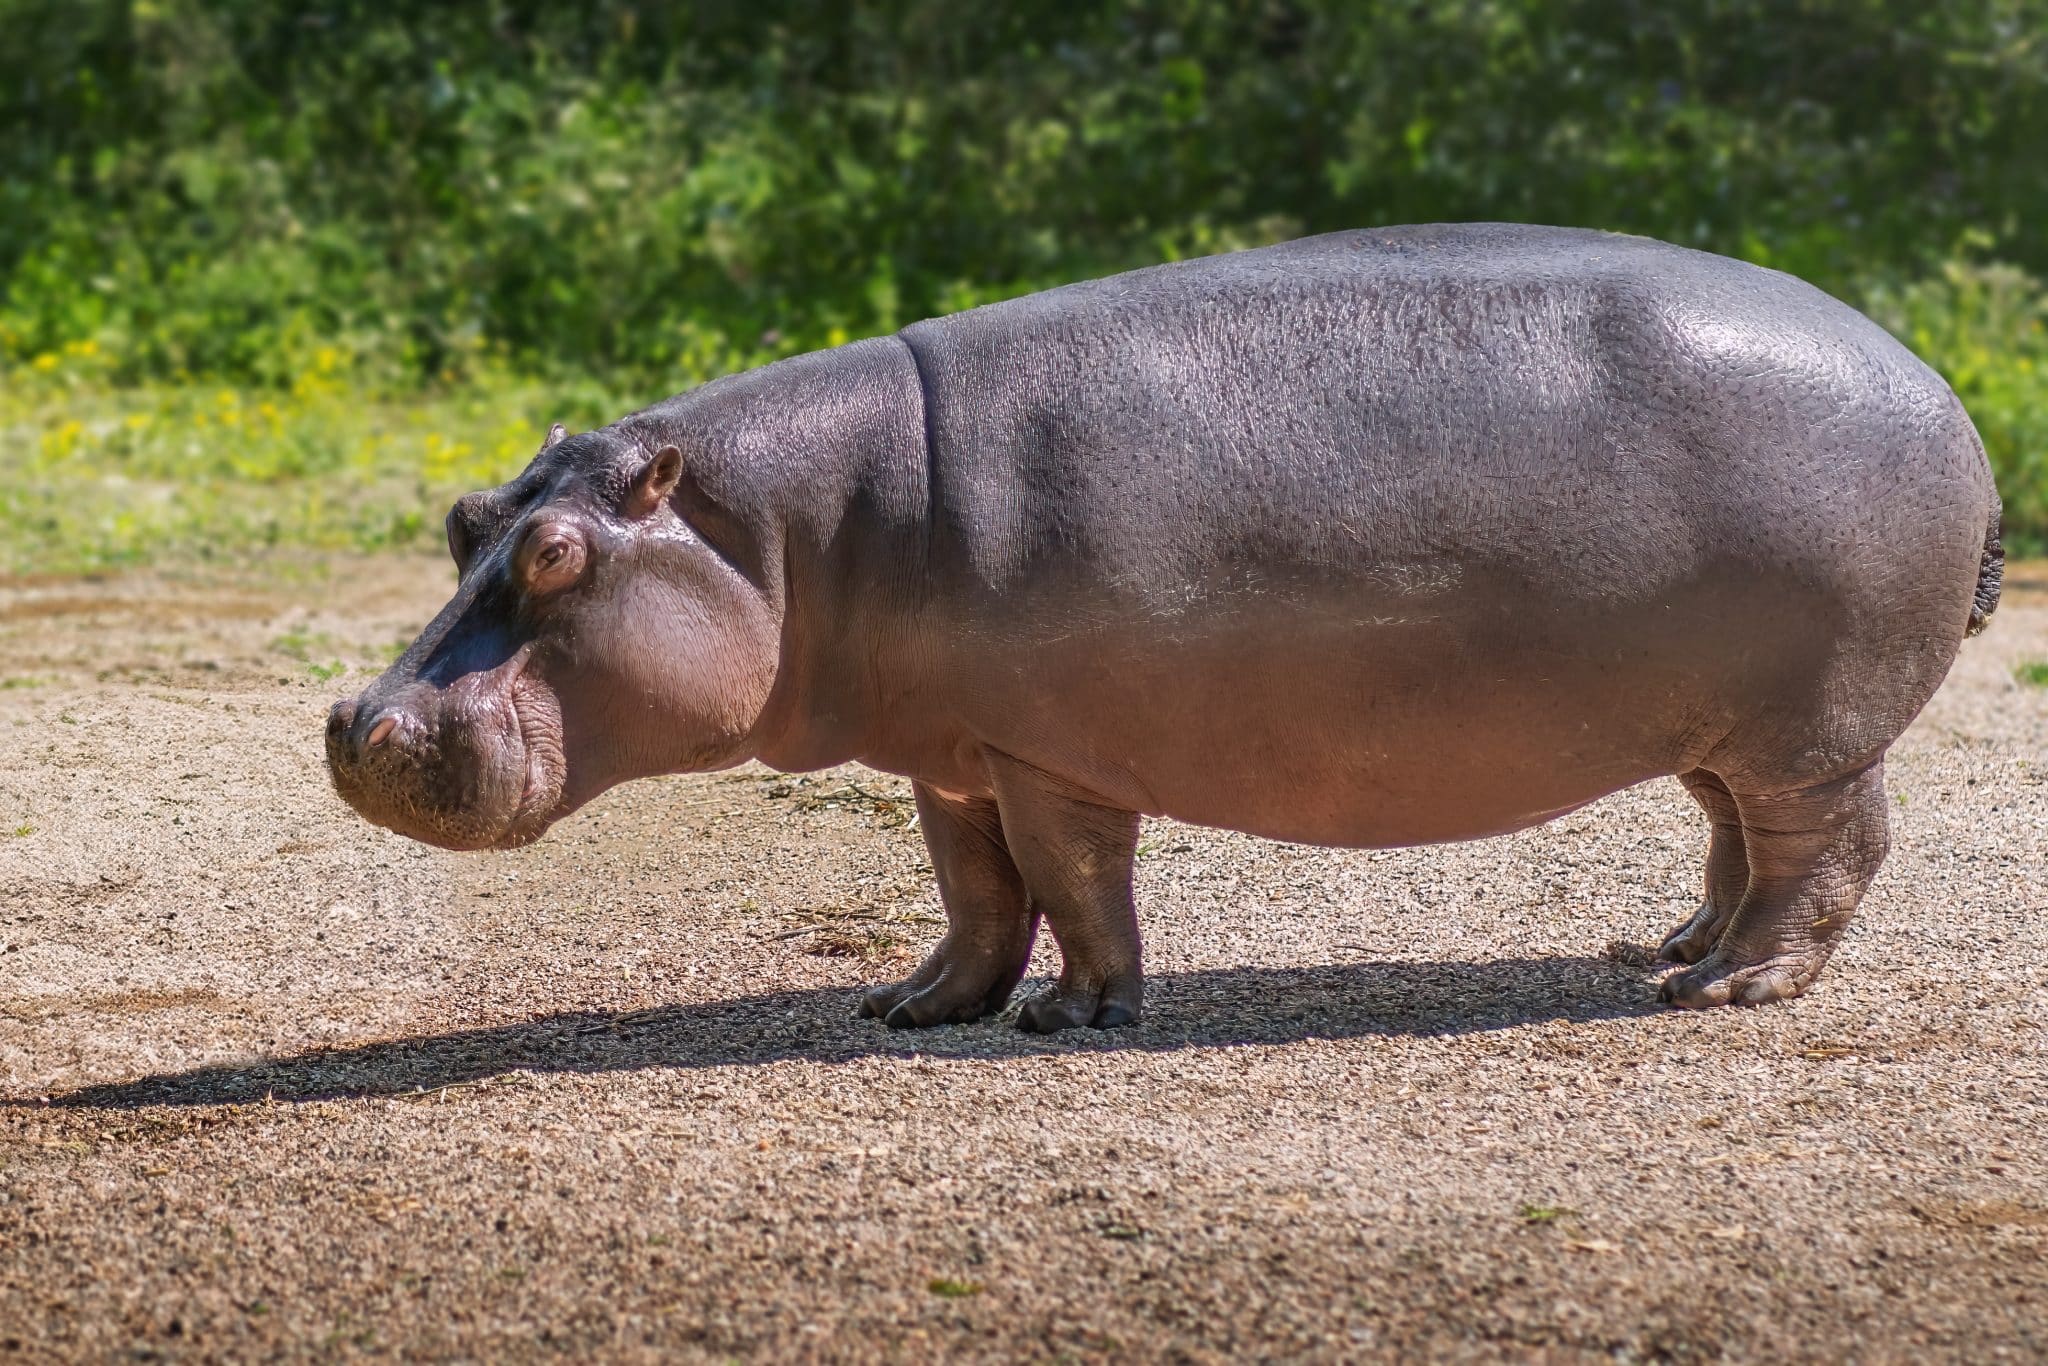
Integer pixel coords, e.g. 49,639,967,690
540,422,568,453
632,445,767,587
623,444,685,519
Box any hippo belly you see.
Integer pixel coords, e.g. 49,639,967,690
921,530,1862,846
932,584,1733,847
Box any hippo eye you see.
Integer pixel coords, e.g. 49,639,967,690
517,523,588,595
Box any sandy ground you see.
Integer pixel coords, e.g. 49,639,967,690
0,551,2043,1363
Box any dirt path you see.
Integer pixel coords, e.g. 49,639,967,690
1,553,2044,1362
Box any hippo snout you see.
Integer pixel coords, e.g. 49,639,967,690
323,668,566,851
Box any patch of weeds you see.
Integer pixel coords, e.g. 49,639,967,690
57,711,78,725
768,901,941,960
2016,659,2048,688
1799,1040,1856,1060
1098,1221,1144,1240
767,775,915,827
271,627,336,662
9,824,32,837
0,676,46,690
305,660,347,682
804,926,906,962
1601,939,1656,966
1518,1203,1572,1225
927,1277,983,1298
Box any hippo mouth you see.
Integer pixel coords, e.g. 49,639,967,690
498,668,568,848
327,646,568,853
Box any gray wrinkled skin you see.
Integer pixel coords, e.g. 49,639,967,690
327,224,2003,1032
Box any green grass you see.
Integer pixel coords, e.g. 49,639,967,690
927,1278,984,1298
0,350,644,577
2016,660,2048,689
269,628,330,661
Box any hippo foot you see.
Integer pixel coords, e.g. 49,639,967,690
1656,897,1735,965
859,976,1018,1029
858,951,1030,1028
1014,973,1142,1034
1659,948,1829,1009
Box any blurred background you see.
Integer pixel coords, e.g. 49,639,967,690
2,0,2043,574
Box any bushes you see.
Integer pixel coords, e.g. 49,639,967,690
1866,261,2048,554
5,1,2045,384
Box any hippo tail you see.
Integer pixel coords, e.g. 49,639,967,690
1968,501,2002,637
1949,396,2003,638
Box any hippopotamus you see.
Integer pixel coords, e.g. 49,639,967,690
326,223,2003,1031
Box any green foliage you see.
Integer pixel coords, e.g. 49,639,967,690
1864,260,2048,555
5,1,2045,386
2016,660,2048,688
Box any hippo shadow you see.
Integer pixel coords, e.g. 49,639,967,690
38,954,1663,1110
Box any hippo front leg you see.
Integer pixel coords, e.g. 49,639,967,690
986,755,1144,1033
1657,769,1750,964
859,783,1040,1028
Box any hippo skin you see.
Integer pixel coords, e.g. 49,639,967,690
327,224,2003,1032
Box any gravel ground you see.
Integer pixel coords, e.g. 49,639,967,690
0,552,2043,1363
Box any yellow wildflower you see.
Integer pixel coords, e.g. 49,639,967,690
42,418,84,459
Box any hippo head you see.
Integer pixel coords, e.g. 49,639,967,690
325,422,779,850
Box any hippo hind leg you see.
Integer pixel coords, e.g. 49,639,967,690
859,783,1040,1028
1661,760,1890,1009
986,754,1145,1033
1657,769,1749,965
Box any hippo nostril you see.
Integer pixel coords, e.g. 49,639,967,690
366,715,399,748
